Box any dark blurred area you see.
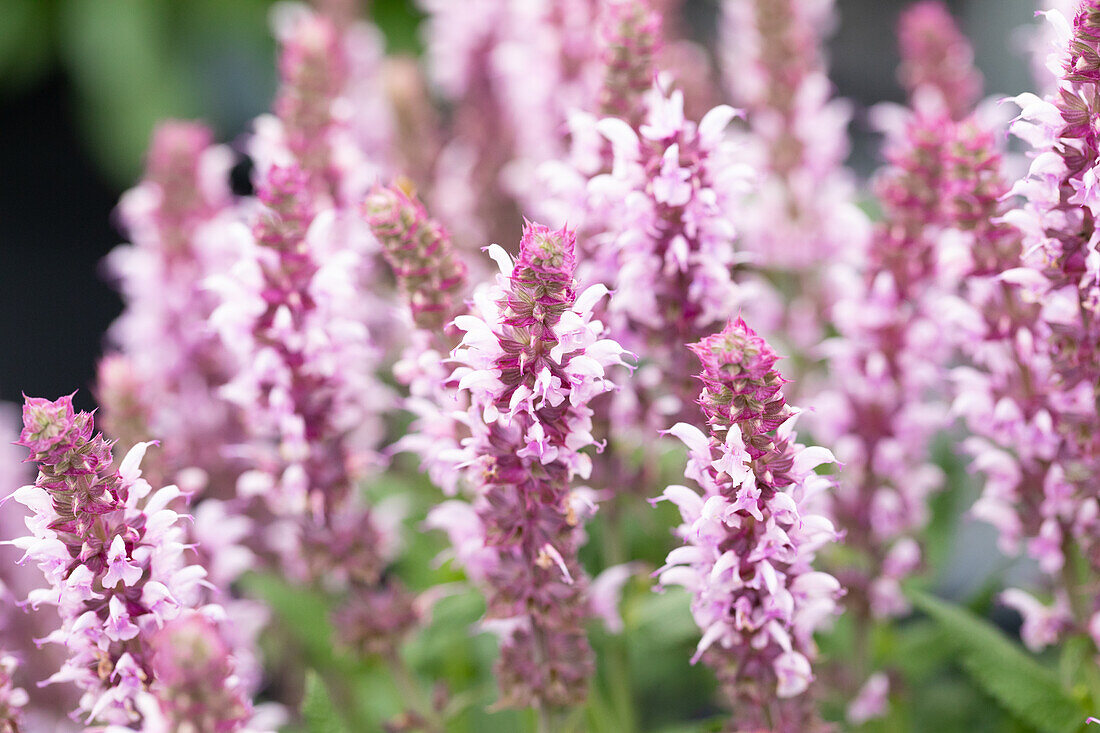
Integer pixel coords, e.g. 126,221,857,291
0,0,1037,412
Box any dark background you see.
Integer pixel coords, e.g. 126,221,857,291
0,0,1038,412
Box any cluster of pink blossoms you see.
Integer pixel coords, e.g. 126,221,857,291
896,1,983,120
541,81,757,430
210,162,389,586
810,1,990,626
718,0,867,289
428,224,630,709
361,183,469,497
252,4,392,205
416,0,711,252
98,120,244,495
657,318,841,730
961,0,1100,649
8,396,253,730
415,0,601,249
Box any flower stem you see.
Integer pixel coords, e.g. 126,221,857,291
388,651,445,733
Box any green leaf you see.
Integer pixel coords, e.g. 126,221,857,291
302,670,349,733
911,592,1089,733
242,573,345,671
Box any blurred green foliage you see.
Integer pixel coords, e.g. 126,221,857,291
0,0,421,186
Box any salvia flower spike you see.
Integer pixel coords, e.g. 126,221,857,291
598,0,663,130
657,318,842,730
992,0,1100,647
362,181,468,332
212,161,388,586
897,1,983,119
9,395,251,729
99,119,244,495
434,222,630,710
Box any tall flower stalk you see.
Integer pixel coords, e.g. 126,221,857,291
211,163,388,586
896,0,983,119
415,0,600,249
252,3,393,207
8,395,251,729
98,120,244,495
657,318,842,731
427,223,629,715
808,8,984,713
363,182,468,334
988,0,1100,649
362,182,469,496
543,81,754,432
719,0,867,288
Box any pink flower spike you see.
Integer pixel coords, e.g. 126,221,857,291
361,182,468,331
897,1,982,119
657,319,842,728
12,394,251,727
429,221,629,710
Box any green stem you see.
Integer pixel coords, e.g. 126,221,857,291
853,606,873,689
537,704,554,733
388,651,446,733
1059,540,1100,706
597,445,640,731
605,634,637,733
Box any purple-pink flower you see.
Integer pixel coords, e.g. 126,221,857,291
428,222,630,709
0,653,26,733
362,182,468,332
210,163,389,585
251,4,392,207
897,1,983,119
8,395,251,729
657,318,842,727
961,1,1100,649
719,0,868,275
99,120,246,498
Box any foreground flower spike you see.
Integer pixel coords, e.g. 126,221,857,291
142,611,252,730
9,395,251,729
0,403,73,725
362,182,468,331
658,318,842,728
997,1,1100,647
719,0,867,273
438,223,629,711
897,1,983,119
598,0,663,130
100,120,244,495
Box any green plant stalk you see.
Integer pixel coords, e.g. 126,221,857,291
604,633,637,733
595,447,642,732
387,650,447,733
1060,538,1100,708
